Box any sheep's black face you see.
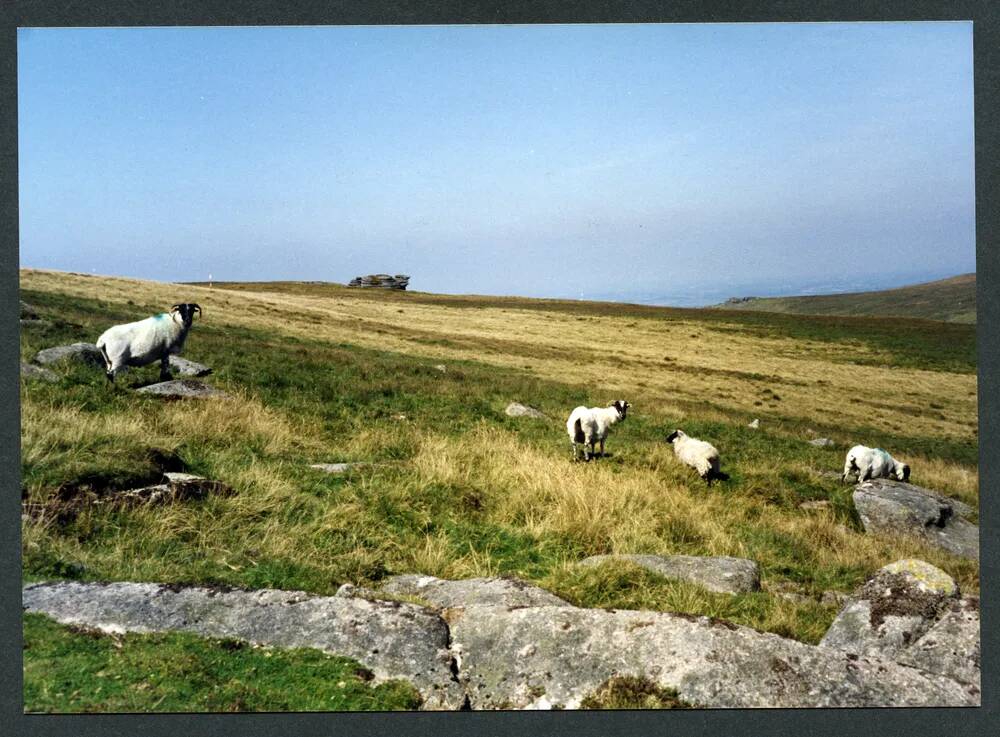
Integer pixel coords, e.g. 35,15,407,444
170,303,202,326
665,430,680,444
609,400,630,419
899,464,911,482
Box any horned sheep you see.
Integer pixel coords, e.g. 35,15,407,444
96,303,201,382
566,400,631,461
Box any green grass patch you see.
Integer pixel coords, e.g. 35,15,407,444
23,613,422,712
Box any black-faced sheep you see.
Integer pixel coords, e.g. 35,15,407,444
96,303,201,382
566,400,630,461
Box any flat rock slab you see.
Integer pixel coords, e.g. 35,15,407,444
380,575,572,609
22,581,463,710
853,480,979,560
21,362,58,382
447,604,978,708
309,463,371,474
33,342,104,368
579,554,761,595
505,402,548,419
168,356,213,377
809,438,835,447
135,380,230,399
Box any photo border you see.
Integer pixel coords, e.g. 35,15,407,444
2,2,996,736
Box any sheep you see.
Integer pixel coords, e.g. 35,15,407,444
96,303,201,382
566,400,630,461
842,445,910,483
665,429,725,484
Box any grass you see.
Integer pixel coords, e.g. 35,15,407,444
579,676,693,710
23,613,422,712
714,273,977,324
19,268,980,711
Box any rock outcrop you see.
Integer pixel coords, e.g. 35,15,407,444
820,560,979,690
447,603,977,709
852,480,979,559
579,554,761,595
379,575,571,609
348,274,410,290
22,581,463,710
23,571,981,709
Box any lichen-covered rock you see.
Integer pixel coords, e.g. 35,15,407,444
22,581,463,709
809,437,835,447
135,379,230,399
896,597,980,687
168,356,212,377
853,480,979,560
33,342,104,368
579,554,761,595
447,604,978,708
505,402,547,419
379,575,572,609
20,362,58,382
819,560,959,661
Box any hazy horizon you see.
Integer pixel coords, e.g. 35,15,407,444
18,23,975,305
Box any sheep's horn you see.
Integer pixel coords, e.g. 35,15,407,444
170,304,181,312
192,304,202,317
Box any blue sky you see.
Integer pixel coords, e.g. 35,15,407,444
18,23,975,305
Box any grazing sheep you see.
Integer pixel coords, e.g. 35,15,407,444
566,400,631,461
666,429,724,484
96,303,201,382
842,445,910,483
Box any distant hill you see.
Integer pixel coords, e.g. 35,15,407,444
712,274,976,323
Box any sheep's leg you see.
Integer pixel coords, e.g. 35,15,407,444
159,355,172,382
598,439,605,458
860,464,873,482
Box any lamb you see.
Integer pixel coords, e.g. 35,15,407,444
665,429,724,484
566,400,630,461
842,445,910,483
96,303,201,382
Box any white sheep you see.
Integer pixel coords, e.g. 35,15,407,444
665,429,723,484
842,445,910,483
96,303,201,382
566,400,631,461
